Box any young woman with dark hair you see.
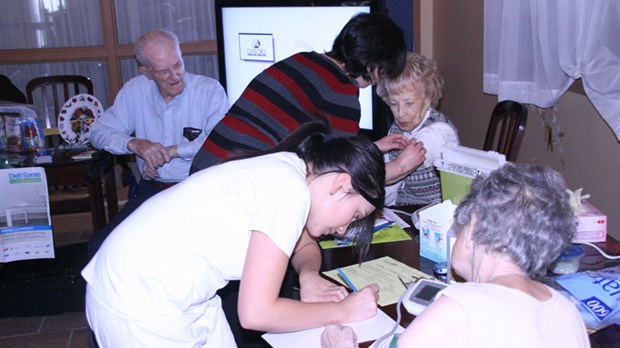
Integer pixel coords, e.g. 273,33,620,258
83,121,386,347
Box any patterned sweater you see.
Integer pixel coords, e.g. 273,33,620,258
191,52,361,173
386,109,459,206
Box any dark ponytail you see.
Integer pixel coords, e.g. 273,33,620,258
227,119,385,259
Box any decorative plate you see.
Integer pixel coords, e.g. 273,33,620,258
58,93,103,145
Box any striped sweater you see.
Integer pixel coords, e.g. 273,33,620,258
191,52,361,173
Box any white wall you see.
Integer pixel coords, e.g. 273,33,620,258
429,0,620,240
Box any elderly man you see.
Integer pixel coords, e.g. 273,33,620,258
87,29,229,258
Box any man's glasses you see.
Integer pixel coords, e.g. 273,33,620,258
150,60,184,79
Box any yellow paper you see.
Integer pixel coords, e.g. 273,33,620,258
323,256,435,306
319,224,411,249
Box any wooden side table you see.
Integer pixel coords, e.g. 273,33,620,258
39,150,118,231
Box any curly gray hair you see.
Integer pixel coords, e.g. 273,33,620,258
452,163,576,278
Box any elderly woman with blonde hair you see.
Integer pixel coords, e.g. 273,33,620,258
376,52,459,206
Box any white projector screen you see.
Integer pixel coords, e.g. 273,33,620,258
216,2,376,130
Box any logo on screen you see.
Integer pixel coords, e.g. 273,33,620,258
238,33,275,62
247,40,266,57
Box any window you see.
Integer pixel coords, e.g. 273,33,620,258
483,0,620,141
0,0,218,114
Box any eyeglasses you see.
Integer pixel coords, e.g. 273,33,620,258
150,60,184,79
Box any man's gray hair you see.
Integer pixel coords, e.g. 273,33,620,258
134,29,181,68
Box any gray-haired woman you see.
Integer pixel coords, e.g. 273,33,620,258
323,163,590,348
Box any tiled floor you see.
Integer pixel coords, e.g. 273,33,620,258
1,211,98,347
1,185,128,347
0,311,90,348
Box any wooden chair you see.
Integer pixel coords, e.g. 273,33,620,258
483,100,528,162
26,75,94,151
25,75,119,231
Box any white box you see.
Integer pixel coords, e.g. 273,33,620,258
573,199,607,243
0,167,54,262
419,200,457,263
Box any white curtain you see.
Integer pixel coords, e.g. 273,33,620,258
114,0,218,84
114,0,216,45
483,0,620,140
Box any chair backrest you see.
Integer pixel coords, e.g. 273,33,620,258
483,100,528,162
26,75,94,150
26,75,94,130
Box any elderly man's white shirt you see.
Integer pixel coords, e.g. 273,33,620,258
90,73,229,182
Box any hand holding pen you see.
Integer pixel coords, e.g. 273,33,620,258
339,283,380,323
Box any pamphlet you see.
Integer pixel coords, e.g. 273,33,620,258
0,167,54,262
319,224,411,249
554,265,620,330
319,208,412,249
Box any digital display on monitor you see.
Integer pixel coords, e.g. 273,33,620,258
414,284,443,302
215,1,379,130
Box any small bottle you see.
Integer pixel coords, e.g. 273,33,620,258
0,115,6,151
23,123,38,151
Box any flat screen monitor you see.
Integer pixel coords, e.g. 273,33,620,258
214,0,384,131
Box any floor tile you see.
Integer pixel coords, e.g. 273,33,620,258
41,311,89,333
0,186,126,347
0,316,43,337
0,330,70,348
69,327,90,348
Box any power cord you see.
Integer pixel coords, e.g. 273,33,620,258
373,290,407,347
574,241,620,260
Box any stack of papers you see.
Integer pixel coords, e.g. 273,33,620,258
262,309,403,348
34,154,52,164
71,150,96,160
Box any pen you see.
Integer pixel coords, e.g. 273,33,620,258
337,268,358,292
398,276,409,290
373,220,394,232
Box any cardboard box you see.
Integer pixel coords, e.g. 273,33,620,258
419,200,457,263
573,200,607,243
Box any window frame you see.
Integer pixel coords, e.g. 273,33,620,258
0,0,218,101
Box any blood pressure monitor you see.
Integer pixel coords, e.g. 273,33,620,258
402,278,448,316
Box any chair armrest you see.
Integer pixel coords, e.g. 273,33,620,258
85,150,114,182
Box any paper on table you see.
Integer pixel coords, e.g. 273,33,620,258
262,309,403,348
383,208,410,228
323,256,435,306
319,208,412,249
319,224,411,249
71,150,95,160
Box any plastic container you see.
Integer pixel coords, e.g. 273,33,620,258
438,170,474,205
549,244,585,274
435,145,506,205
